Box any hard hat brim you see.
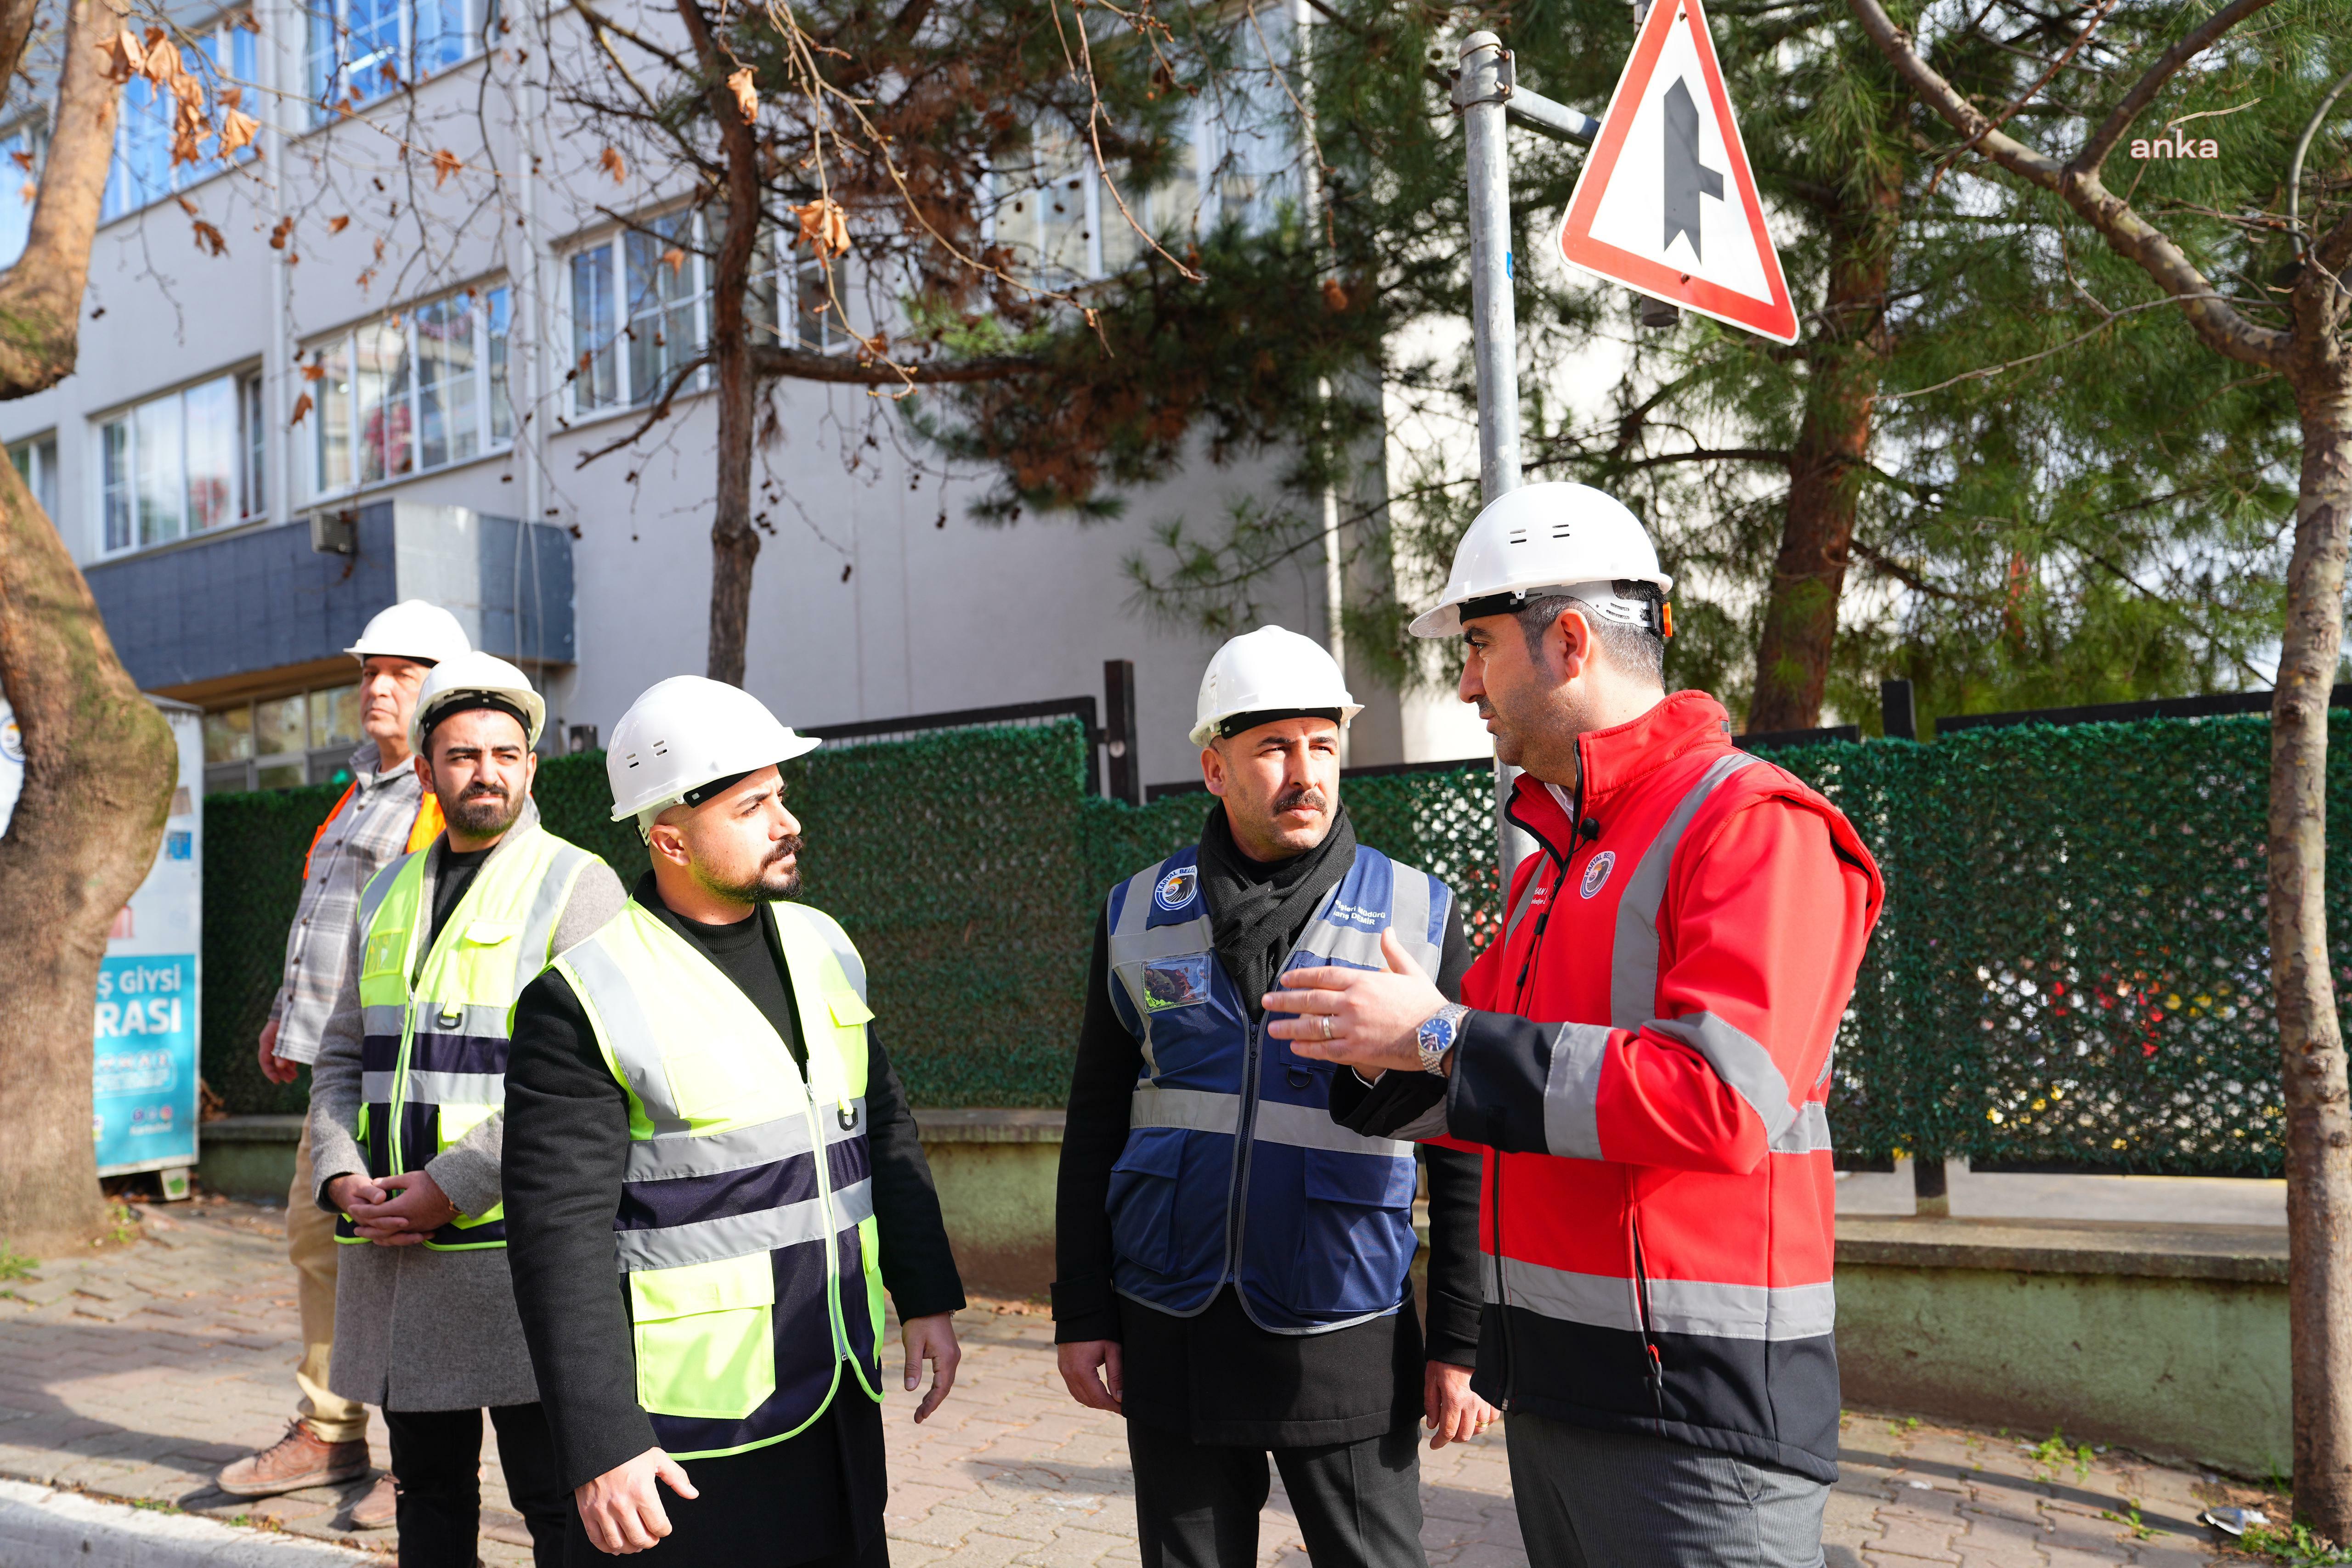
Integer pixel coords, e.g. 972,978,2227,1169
1187,702,1362,749
606,732,822,822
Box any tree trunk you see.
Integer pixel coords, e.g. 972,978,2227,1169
1746,165,1899,733
0,463,176,1254
2280,329,2352,1538
0,0,127,398
674,0,764,688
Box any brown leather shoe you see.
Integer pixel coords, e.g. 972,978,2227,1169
216,1421,370,1498
348,1472,397,1529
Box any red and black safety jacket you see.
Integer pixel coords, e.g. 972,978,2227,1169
1437,691,1882,1482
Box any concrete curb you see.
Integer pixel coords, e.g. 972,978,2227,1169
0,1478,371,1565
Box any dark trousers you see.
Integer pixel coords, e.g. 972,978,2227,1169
1504,1412,1828,1568
384,1403,569,1568
1128,1418,1427,1568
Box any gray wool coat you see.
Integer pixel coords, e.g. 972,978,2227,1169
309,799,627,1413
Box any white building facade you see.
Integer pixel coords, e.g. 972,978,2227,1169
0,0,1493,797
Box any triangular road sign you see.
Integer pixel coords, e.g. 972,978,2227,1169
1555,0,1798,344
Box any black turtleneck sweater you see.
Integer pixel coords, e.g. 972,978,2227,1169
1052,806,1481,1448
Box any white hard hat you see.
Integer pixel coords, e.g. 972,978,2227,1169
347,599,471,666
1189,625,1363,749
408,651,547,755
1409,483,1673,639
606,676,820,828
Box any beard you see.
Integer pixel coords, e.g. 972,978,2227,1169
445,781,525,838
696,834,805,903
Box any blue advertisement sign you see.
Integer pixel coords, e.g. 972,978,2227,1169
93,954,198,1171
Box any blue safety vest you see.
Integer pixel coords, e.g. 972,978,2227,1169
1102,843,1452,1332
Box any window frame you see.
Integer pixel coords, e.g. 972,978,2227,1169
8,430,58,519
560,212,856,422
301,278,515,502
90,367,268,559
202,679,366,794
305,0,486,127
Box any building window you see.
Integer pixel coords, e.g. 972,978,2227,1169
202,681,364,794
96,371,263,554
568,213,710,414
0,121,45,269
305,282,511,498
9,432,57,518
306,0,478,125
101,13,258,223
569,216,846,415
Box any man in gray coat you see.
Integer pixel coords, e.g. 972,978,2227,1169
309,655,625,1566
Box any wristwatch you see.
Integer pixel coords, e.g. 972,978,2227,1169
1416,1003,1470,1077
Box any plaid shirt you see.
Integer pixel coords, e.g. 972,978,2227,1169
270,742,429,1066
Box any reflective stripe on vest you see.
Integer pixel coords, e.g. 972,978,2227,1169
341,825,597,1250
554,899,885,1463
1101,843,1449,1333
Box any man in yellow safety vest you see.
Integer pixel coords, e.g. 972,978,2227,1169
309,652,625,1566
503,676,964,1564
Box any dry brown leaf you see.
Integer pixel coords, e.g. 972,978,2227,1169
16,183,31,204
300,360,327,381
217,108,259,158
217,85,242,109
97,29,142,85
727,66,758,123
430,148,462,187
175,195,197,215
658,246,686,276
268,215,294,249
1321,277,1349,313
288,390,313,426
790,197,850,259
142,34,182,86
190,218,226,256
8,151,30,173
326,214,350,234
598,146,626,184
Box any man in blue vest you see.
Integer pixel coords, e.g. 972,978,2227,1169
1054,626,1493,1568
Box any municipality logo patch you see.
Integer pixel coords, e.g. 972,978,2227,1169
1579,851,1616,900
1154,867,1199,911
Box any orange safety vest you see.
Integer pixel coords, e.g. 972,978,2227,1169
304,778,444,881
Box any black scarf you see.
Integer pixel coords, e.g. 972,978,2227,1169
1196,801,1358,1017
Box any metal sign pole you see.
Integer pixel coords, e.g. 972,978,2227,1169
1457,31,1542,897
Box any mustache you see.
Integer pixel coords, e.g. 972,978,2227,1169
765,834,805,865
1272,786,1328,814
462,782,509,801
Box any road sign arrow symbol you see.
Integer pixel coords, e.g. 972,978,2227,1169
1660,77,1723,259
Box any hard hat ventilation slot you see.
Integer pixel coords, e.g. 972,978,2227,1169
1551,523,1574,538
1506,527,1528,545
651,741,668,756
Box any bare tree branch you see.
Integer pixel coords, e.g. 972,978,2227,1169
2075,0,2277,173
1846,0,2291,371
750,342,1046,384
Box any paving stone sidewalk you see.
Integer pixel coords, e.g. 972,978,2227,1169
0,1199,2253,1566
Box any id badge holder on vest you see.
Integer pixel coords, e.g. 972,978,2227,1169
1118,953,1212,1014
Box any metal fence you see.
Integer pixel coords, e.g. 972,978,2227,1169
200,695,2341,1173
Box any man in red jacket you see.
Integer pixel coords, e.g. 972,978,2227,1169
1266,482,1882,1567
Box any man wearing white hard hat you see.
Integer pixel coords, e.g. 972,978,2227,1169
308,651,627,1565
221,599,470,1522
1053,626,1492,1568
1262,484,1885,1567
502,676,964,1564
